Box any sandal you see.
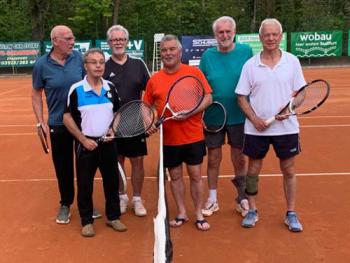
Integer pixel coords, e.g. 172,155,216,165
195,219,210,231
169,217,189,228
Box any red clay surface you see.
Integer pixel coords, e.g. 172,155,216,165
0,68,349,263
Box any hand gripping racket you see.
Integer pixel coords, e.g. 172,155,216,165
97,100,155,143
202,101,227,133
155,75,205,127
265,79,330,125
36,123,50,154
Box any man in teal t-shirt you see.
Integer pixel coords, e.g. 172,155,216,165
199,16,253,218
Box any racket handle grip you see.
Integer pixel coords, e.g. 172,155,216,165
264,116,276,125
155,117,164,128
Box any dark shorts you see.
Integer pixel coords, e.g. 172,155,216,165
163,140,206,168
204,124,244,149
115,134,147,158
243,134,301,159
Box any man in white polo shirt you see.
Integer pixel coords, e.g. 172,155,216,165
235,18,305,232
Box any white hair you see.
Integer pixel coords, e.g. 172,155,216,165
212,16,236,33
259,18,283,35
106,25,129,41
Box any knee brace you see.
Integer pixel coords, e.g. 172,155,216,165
245,175,259,196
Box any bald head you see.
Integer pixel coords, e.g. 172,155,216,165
50,25,73,41
50,25,75,57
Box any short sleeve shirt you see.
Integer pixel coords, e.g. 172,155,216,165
199,43,253,125
235,50,306,136
103,55,150,105
143,64,212,146
66,76,120,137
32,50,85,126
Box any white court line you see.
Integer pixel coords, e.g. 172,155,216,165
299,115,350,119
0,172,349,183
0,124,35,127
0,123,349,137
302,124,350,128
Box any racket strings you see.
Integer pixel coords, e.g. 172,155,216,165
292,81,329,114
203,102,227,132
112,102,154,137
168,77,204,114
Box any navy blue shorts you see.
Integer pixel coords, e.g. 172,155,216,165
243,134,301,159
163,140,206,168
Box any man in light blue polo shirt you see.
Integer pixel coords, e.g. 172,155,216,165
32,25,100,224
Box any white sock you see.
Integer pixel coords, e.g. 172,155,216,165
119,194,129,202
208,189,217,203
132,196,141,202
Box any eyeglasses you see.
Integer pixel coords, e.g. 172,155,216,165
109,38,127,43
56,36,75,42
85,60,105,65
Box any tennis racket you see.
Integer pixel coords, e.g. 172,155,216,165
118,162,127,194
265,79,330,125
155,75,205,127
202,101,227,133
36,123,49,154
97,100,155,143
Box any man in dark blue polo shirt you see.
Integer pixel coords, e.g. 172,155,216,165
32,25,100,224
104,25,150,217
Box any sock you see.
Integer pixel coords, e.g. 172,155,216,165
132,196,141,202
208,189,217,203
119,194,129,202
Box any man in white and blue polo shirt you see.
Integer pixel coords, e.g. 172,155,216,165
63,48,127,237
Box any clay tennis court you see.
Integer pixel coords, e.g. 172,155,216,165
0,67,349,263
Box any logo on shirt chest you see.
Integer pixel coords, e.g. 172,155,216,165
106,91,112,98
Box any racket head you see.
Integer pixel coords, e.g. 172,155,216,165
202,101,227,133
111,100,155,138
289,79,330,115
36,123,50,154
166,75,205,116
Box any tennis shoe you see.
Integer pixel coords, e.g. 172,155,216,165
132,199,147,217
242,209,258,228
92,208,102,219
56,205,71,224
81,224,95,237
106,219,127,232
285,211,303,232
119,196,128,214
202,201,219,217
236,199,249,217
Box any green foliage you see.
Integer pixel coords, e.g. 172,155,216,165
1,0,350,59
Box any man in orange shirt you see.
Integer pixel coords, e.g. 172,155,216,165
144,35,212,231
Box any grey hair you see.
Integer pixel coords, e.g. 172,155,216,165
259,18,283,35
212,16,236,33
106,25,129,41
160,34,182,50
83,48,105,63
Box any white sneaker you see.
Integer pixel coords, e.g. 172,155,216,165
119,197,128,214
202,201,219,217
132,199,147,217
236,199,249,217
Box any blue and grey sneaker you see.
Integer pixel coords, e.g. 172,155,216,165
285,211,303,232
242,209,258,228
56,205,71,224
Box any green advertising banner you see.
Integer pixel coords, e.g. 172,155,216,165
96,39,145,60
43,41,92,54
236,33,287,54
0,42,40,67
291,31,342,57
